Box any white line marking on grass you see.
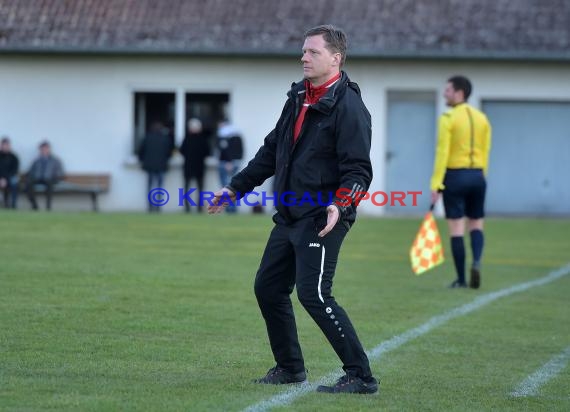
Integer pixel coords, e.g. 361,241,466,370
510,346,570,398
242,263,570,412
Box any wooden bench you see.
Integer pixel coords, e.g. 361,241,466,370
20,174,111,211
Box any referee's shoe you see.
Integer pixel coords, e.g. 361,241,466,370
470,264,481,289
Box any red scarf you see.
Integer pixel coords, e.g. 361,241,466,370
293,72,341,143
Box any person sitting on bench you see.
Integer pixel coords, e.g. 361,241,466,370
27,140,64,211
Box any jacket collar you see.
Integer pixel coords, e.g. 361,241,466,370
287,71,353,115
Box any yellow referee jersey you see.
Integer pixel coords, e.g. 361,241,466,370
430,103,492,191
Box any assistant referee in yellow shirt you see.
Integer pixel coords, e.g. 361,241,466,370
430,76,492,289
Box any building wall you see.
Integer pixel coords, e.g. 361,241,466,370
1,55,569,214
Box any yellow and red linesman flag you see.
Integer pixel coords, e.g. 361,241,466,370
410,211,444,275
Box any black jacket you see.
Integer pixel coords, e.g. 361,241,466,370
228,71,372,225
180,132,210,178
138,131,175,173
217,127,244,162
0,152,19,179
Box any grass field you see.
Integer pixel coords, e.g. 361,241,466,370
1,212,569,411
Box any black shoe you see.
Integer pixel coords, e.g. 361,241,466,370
470,266,481,289
317,373,378,394
253,366,307,385
449,280,467,288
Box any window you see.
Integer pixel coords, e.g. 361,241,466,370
133,91,229,154
133,92,175,153
185,93,230,153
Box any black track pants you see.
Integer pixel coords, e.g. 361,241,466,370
253,216,372,378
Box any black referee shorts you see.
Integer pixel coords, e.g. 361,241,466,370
442,168,486,219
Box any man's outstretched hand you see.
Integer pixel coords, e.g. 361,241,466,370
208,191,341,234
208,187,237,214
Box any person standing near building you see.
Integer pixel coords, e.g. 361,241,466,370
430,76,492,289
180,118,210,213
0,137,20,209
216,120,243,213
208,25,377,394
138,121,175,212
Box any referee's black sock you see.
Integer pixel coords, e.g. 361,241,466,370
451,236,466,283
470,229,484,267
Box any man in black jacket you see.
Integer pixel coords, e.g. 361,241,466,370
138,121,174,212
180,118,210,213
0,137,20,209
208,25,377,394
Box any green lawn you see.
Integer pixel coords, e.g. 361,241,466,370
1,212,569,411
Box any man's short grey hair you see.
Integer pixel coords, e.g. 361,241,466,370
304,25,347,66
188,118,203,131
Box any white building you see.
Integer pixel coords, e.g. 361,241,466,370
1,0,569,215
